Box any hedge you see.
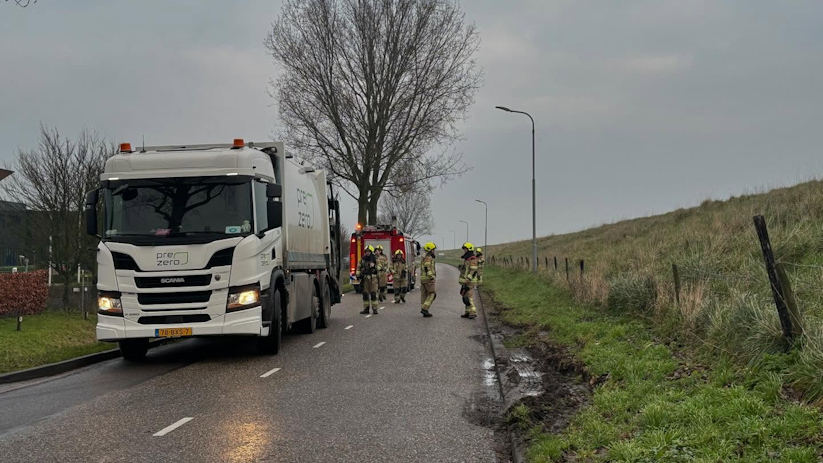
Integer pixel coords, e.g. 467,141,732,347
0,270,49,317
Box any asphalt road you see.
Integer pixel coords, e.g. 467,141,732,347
0,263,498,463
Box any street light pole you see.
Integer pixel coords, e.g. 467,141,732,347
496,106,538,273
475,199,488,251
449,230,456,250
459,220,469,244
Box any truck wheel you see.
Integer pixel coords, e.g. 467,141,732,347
318,281,332,329
258,287,282,355
296,283,318,334
119,339,149,362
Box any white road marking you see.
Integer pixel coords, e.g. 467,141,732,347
379,306,386,310
345,325,354,330
153,417,193,437
260,367,281,378
365,314,373,318
313,342,326,348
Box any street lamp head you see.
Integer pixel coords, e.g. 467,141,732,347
495,106,512,112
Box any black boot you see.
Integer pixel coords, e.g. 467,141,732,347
360,308,370,314
421,309,432,318
468,313,477,319
460,312,470,318
372,308,379,314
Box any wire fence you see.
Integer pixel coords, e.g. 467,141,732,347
486,214,823,354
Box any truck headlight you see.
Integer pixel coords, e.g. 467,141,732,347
98,292,123,316
227,285,260,312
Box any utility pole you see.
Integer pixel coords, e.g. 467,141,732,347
459,220,469,244
475,199,488,251
496,106,538,273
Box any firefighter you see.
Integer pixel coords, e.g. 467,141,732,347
476,247,485,286
420,242,437,317
376,245,389,302
458,242,479,319
356,245,379,314
391,249,408,304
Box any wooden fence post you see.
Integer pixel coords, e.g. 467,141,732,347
565,258,569,281
545,256,549,269
526,257,530,269
579,260,584,278
672,263,681,307
775,263,803,338
554,256,558,271
753,215,795,343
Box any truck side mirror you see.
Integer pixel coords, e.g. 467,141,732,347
267,200,283,230
84,189,99,237
266,183,282,199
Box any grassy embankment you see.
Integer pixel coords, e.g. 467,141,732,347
483,265,823,462
486,179,823,403
0,312,111,374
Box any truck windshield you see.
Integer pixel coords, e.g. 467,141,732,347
103,177,253,240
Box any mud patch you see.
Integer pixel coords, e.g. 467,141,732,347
476,289,594,462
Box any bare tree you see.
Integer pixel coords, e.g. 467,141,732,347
3,124,114,305
5,0,37,6
265,0,481,225
377,183,433,238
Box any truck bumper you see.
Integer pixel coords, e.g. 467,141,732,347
96,307,264,341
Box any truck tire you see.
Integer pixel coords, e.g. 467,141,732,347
119,339,149,362
258,287,283,355
318,280,332,329
296,282,318,334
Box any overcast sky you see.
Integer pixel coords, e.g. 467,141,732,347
2,1,823,248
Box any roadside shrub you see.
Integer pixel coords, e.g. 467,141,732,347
0,270,49,317
607,275,658,314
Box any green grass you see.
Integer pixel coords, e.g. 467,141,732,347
484,179,823,402
483,266,823,462
0,312,112,374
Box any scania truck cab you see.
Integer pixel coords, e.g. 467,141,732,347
85,139,343,360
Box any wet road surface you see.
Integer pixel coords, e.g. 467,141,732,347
0,264,497,462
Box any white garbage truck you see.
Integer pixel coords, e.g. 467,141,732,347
84,139,343,360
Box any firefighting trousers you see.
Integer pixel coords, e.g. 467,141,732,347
460,283,477,315
361,276,378,309
421,280,436,311
394,280,408,302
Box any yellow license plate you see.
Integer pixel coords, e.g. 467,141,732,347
155,327,192,338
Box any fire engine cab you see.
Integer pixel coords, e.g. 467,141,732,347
349,218,419,294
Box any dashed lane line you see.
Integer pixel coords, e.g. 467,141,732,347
313,342,326,348
365,314,373,318
153,417,193,437
260,367,281,378
345,325,354,330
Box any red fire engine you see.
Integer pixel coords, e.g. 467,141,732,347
349,219,419,294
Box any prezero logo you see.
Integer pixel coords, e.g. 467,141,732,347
160,277,186,284
157,252,189,267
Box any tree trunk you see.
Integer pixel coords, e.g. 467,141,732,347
357,186,369,226
367,198,380,226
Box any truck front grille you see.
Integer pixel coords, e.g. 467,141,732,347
137,291,212,305
135,275,212,288
138,315,211,325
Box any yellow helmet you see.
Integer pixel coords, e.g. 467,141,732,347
476,247,482,253
376,245,384,251
462,242,475,251
394,249,404,256
365,245,375,253
423,242,437,252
